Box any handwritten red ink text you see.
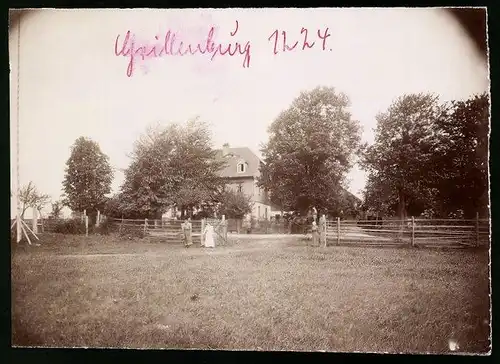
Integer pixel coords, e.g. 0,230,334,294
114,20,251,77
268,27,331,55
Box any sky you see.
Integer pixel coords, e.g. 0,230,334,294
9,8,489,218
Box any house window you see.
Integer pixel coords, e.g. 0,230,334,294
237,183,243,193
237,162,246,173
258,206,261,218
265,207,268,219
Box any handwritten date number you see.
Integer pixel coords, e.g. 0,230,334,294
268,27,331,55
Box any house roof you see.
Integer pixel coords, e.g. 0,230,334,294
215,147,262,178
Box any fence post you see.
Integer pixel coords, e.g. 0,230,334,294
411,216,415,247
476,212,479,247
119,216,124,233
320,214,326,247
223,219,228,243
144,218,148,235
32,207,38,234
96,210,100,227
83,209,86,223
201,218,206,245
85,215,89,237
337,217,340,246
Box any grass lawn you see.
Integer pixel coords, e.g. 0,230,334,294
11,233,490,353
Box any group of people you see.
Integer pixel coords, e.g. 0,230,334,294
181,218,215,248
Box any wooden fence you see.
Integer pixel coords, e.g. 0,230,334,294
227,218,314,234
105,218,203,244
17,218,64,234
106,217,228,245
14,215,490,248
323,217,490,248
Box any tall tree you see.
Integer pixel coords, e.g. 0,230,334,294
431,92,489,218
119,118,226,219
258,86,361,215
360,93,443,220
62,137,113,221
361,92,489,219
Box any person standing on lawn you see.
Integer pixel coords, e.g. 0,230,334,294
182,218,193,248
311,220,319,247
203,222,215,248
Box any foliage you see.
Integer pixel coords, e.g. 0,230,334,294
258,86,362,215
216,189,253,219
62,137,113,218
103,194,129,218
360,93,445,219
430,93,489,218
95,219,111,235
118,118,227,219
18,181,50,218
52,218,87,235
361,92,489,219
118,225,146,239
50,200,64,219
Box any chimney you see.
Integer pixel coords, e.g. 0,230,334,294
222,143,230,156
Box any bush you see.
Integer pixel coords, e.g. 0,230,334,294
94,219,111,235
52,218,86,234
117,225,146,239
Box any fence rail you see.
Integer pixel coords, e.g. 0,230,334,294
12,215,490,249
323,218,489,248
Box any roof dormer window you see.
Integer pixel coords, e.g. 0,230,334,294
237,161,246,173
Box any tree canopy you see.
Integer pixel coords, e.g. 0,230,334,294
361,92,489,219
50,200,64,219
18,181,50,218
62,137,113,215
258,86,362,216
112,118,227,219
430,92,489,218
216,189,253,219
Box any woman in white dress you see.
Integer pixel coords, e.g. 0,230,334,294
203,223,215,248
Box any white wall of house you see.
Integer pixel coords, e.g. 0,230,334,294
251,201,273,220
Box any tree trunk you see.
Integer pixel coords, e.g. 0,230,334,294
154,210,162,220
397,188,407,221
88,211,97,226
21,203,27,218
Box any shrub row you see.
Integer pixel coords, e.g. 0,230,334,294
49,218,113,235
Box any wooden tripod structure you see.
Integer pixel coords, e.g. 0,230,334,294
11,209,40,246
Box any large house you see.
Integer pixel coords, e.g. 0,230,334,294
162,144,278,220
216,143,278,220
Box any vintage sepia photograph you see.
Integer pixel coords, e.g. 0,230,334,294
9,7,490,354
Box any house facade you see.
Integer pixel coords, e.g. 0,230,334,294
162,144,278,220
217,144,277,220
